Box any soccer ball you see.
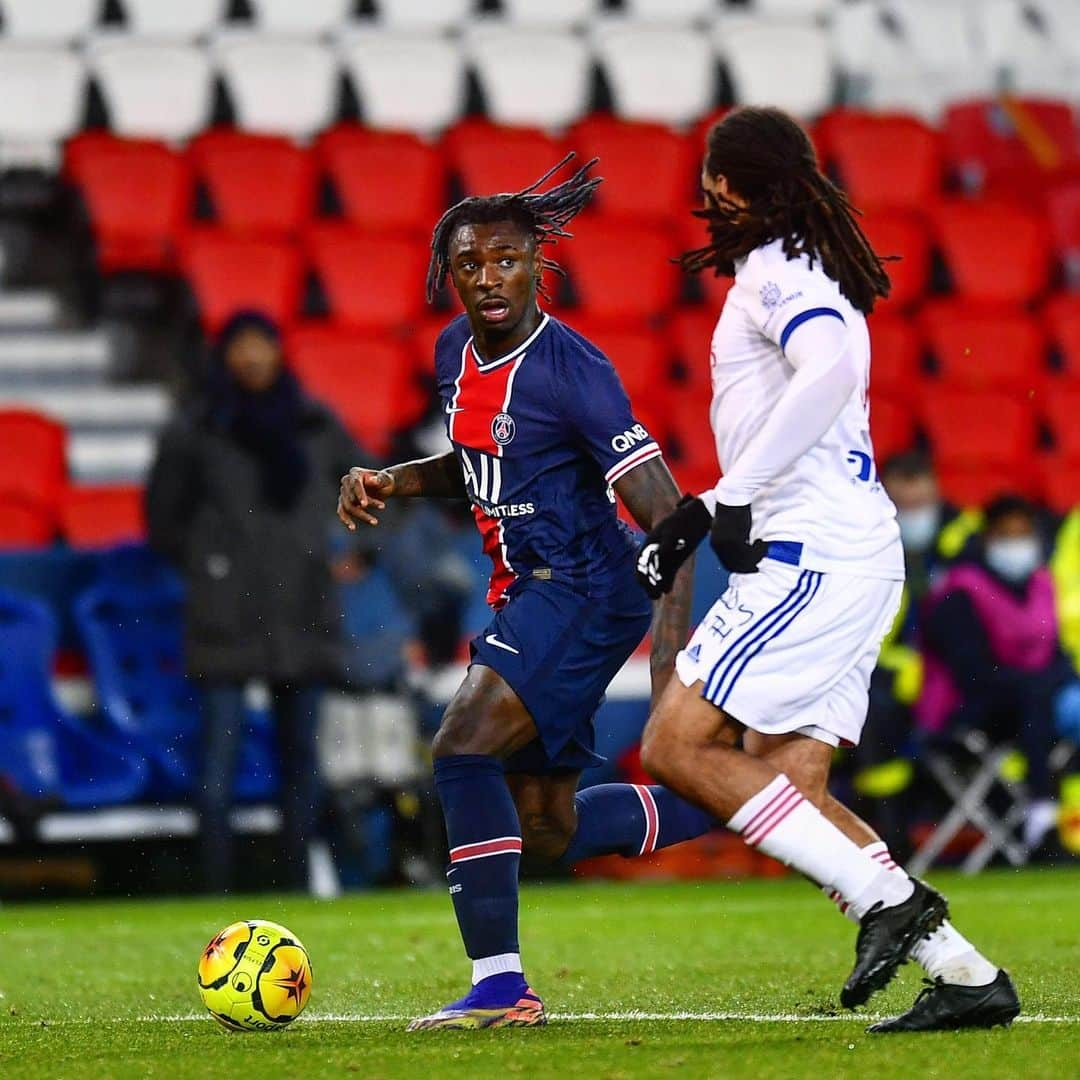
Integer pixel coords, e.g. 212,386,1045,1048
197,919,312,1032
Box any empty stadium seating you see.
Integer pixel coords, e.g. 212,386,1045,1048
66,133,191,273
60,486,147,549
861,211,932,310
189,130,316,239
445,120,569,199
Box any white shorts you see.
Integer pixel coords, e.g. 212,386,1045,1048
675,560,903,748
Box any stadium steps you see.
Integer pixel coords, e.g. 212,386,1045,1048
0,329,112,386
67,429,156,484
0,385,170,429
0,289,61,329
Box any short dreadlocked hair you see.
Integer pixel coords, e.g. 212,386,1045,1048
426,154,601,304
681,107,893,315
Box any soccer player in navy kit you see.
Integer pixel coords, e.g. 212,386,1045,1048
338,158,713,1030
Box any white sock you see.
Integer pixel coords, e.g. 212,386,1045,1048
823,841,998,987
729,775,913,908
1023,800,1058,849
472,952,522,984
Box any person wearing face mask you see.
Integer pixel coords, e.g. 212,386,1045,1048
146,309,368,893
917,495,1071,854
846,453,982,850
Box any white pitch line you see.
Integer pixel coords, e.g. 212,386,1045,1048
18,1012,1078,1026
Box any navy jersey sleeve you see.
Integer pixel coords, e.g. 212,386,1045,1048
554,330,663,486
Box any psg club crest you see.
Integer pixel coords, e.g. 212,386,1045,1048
760,281,782,310
491,412,516,446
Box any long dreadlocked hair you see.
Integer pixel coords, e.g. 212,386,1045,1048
426,153,601,304
681,107,893,315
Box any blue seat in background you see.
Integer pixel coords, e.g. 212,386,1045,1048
74,578,279,802
0,588,148,808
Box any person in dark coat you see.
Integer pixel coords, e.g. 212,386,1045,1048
146,310,366,892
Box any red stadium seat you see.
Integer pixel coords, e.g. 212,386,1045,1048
869,314,924,406
667,388,718,494
869,396,916,461
1045,181,1080,285
60,486,146,548
180,230,302,334
919,301,1047,393
306,225,428,332
671,308,717,395
287,324,425,455
943,99,1080,197
934,201,1051,305
1042,384,1080,459
0,409,66,509
188,130,316,239
826,112,943,213
1046,293,1080,378
444,119,568,197
316,126,446,234
921,389,1036,470
1035,454,1080,514
0,497,55,550
570,115,696,223
860,211,931,310
560,221,681,324
65,133,191,273
936,466,1036,508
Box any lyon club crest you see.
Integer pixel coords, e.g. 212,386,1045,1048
491,412,516,446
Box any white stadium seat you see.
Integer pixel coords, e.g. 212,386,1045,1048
217,37,340,140
976,0,1073,96
831,0,992,121
0,0,98,42
466,27,591,129
119,0,227,39
619,0,719,22
91,42,213,141
1030,0,1080,65
248,0,352,35
0,45,85,168
373,0,473,32
498,0,599,30
339,32,466,135
593,24,715,127
716,20,833,118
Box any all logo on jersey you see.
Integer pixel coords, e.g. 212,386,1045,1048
491,412,516,446
760,281,782,309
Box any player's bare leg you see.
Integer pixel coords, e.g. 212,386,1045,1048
640,677,948,1008
409,665,546,1031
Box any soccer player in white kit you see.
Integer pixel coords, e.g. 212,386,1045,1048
635,107,1020,1032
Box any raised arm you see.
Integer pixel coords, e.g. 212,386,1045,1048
337,451,466,530
615,456,695,709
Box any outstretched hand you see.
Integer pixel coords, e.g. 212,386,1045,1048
337,467,395,530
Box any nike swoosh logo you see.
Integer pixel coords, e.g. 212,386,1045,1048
485,633,520,655
446,406,465,414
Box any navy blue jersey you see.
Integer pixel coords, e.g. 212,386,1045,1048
435,311,662,607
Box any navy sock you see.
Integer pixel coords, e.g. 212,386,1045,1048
562,783,715,863
433,754,522,964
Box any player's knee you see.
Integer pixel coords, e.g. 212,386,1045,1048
520,812,575,861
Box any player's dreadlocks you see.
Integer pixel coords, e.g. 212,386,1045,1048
426,154,601,304
681,107,893,315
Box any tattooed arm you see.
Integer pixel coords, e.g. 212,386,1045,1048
614,456,695,710
337,451,466,529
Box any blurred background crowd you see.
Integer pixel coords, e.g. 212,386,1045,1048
1,0,1080,898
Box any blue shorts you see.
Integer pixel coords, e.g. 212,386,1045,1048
469,576,653,775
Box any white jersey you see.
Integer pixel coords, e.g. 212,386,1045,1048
706,238,904,580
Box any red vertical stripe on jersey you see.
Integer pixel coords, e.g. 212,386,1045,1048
473,505,516,608
452,351,519,457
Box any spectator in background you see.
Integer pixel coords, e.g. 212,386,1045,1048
917,494,1071,853
850,452,981,850
146,310,365,893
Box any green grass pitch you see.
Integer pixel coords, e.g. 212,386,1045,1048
1,868,1078,1079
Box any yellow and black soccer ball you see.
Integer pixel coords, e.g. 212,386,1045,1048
197,920,312,1032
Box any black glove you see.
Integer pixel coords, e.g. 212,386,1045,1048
635,494,712,599
709,503,768,573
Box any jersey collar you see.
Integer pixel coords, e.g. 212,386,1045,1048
469,311,550,373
